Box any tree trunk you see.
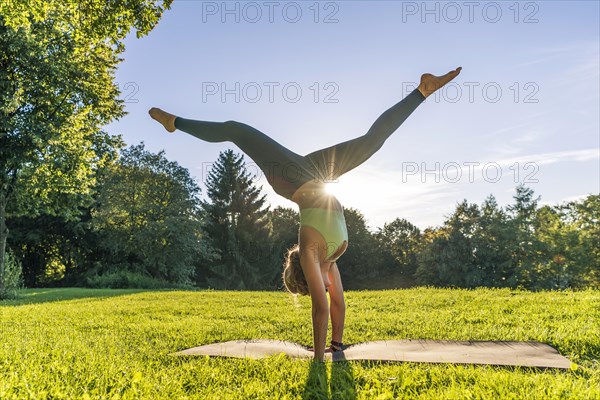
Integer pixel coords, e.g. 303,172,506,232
0,192,8,293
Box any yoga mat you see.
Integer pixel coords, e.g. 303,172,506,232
169,339,573,369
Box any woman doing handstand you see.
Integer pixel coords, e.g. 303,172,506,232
149,67,462,361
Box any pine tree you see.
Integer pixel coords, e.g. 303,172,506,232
201,150,274,290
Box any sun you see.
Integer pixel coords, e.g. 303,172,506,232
322,176,381,206
325,182,337,195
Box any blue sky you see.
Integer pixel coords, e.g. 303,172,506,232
104,0,599,230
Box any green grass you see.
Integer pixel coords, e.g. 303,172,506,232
1,287,599,399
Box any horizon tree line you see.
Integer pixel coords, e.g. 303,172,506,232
3,143,598,298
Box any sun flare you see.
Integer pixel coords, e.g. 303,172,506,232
325,183,336,195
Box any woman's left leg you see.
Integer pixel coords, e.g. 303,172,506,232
173,117,315,200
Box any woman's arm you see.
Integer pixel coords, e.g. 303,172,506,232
328,262,345,347
299,239,329,361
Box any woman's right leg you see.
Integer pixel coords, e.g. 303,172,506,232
173,117,314,199
303,89,425,182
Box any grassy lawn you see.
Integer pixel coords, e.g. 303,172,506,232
1,287,598,399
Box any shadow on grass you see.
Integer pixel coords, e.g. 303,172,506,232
0,287,165,306
331,360,357,399
302,357,357,399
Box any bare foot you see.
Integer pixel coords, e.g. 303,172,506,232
148,107,177,133
418,67,462,98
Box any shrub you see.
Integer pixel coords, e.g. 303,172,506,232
86,270,176,289
0,250,24,300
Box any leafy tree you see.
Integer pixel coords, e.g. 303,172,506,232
202,150,274,290
269,206,299,249
533,205,567,289
7,213,92,287
415,227,448,285
375,217,422,279
567,194,600,287
415,200,482,288
92,143,203,285
472,195,513,287
535,195,600,289
506,184,543,288
444,200,481,287
338,208,387,289
0,1,172,296
268,206,299,288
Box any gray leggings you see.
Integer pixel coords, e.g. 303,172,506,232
175,88,425,200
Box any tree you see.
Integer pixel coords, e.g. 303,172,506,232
269,206,299,249
0,1,172,296
506,184,543,288
535,195,600,289
375,217,422,279
533,204,571,289
472,195,513,287
415,200,481,288
92,143,203,285
415,227,448,286
202,150,274,290
8,213,91,287
268,206,299,288
337,208,387,289
567,194,600,287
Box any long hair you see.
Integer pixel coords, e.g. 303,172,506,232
282,244,309,295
